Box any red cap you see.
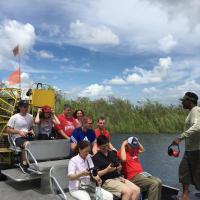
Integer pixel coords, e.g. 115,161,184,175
42,105,52,113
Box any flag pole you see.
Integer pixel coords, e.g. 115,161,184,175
12,44,21,98
18,49,21,96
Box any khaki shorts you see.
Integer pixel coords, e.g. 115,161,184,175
102,177,137,197
179,150,200,190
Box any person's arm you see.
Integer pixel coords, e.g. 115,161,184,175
57,129,70,139
7,127,27,137
70,142,77,151
97,164,116,177
52,114,60,125
91,131,97,154
138,142,145,153
70,131,78,151
35,108,41,124
109,142,117,151
120,140,128,161
173,110,200,144
68,160,90,180
68,170,90,180
92,142,98,155
7,116,27,137
180,110,200,139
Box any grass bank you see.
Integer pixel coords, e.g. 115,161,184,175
55,97,187,134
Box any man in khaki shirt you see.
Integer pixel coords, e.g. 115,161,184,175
172,92,200,200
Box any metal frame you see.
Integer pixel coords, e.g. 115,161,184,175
25,148,42,174
49,166,67,200
7,134,21,153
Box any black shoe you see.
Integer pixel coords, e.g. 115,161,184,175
19,163,29,174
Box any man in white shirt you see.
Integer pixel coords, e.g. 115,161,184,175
7,100,34,173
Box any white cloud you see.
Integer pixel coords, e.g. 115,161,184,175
141,80,200,104
40,23,60,37
143,87,159,94
37,50,54,59
53,57,69,63
158,34,177,53
127,57,172,84
108,57,172,85
69,20,119,46
0,19,36,69
167,80,200,96
79,84,112,98
107,76,127,85
21,72,30,81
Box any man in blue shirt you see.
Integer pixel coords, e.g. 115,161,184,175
70,116,96,154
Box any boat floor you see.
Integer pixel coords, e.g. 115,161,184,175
0,180,199,200
0,180,54,200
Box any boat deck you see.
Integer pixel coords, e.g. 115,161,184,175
0,180,54,200
0,179,200,200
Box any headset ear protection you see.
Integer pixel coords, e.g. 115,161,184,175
168,144,180,157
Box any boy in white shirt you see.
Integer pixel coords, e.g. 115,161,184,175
7,100,34,173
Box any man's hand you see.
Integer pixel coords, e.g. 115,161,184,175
80,170,90,177
93,175,102,186
106,164,116,173
116,164,122,172
38,108,42,113
18,130,27,137
28,129,35,137
172,138,181,145
119,177,126,183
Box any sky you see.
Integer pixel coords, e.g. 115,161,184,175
0,0,200,104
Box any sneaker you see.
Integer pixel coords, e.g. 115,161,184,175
19,163,29,174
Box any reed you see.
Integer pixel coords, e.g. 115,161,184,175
55,97,187,134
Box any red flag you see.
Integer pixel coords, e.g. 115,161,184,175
7,68,21,85
12,45,19,57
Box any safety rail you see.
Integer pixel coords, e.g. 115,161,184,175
0,88,21,137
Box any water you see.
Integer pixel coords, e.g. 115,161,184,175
111,133,184,188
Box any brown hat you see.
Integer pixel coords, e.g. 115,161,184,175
179,92,198,102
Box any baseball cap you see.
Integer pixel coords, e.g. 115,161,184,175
179,92,198,102
42,105,52,113
127,136,139,148
18,100,29,107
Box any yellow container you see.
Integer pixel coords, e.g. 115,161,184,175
31,89,55,108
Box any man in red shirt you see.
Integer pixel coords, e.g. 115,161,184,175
55,104,77,139
118,137,162,200
93,117,116,154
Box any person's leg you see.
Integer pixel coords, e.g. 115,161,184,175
15,138,29,164
101,188,113,200
21,141,29,165
147,176,162,200
123,179,140,200
70,190,91,200
181,184,190,200
179,153,191,200
15,138,30,173
131,174,161,200
102,178,132,200
187,150,200,191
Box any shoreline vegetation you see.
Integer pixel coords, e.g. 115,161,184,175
55,96,187,134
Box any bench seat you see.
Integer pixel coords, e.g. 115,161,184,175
29,159,68,172
2,168,40,182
